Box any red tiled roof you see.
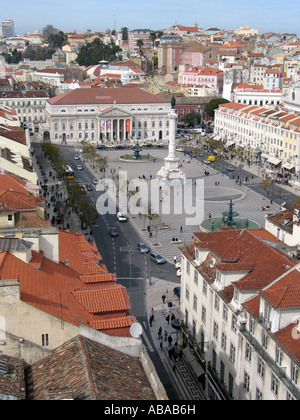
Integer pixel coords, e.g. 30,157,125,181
0,190,45,213
193,229,296,291
260,270,300,308
48,87,169,106
59,230,102,275
72,284,131,314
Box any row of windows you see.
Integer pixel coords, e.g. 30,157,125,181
54,120,168,131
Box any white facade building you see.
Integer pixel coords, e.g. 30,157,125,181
179,229,300,400
40,87,171,144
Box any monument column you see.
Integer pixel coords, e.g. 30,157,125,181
156,108,186,183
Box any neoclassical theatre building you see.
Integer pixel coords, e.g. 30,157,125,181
40,87,172,144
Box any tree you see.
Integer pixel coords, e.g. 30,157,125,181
204,98,230,118
136,39,144,50
121,27,128,41
76,37,121,66
180,111,202,127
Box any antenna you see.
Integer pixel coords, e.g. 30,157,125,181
130,322,143,338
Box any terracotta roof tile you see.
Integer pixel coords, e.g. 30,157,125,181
48,87,169,106
72,284,131,314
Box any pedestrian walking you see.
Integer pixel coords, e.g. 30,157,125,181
180,225,183,234
149,316,153,327
166,314,170,325
162,294,166,304
158,327,162,340
168,334,173,347
172,360,177,373
164,330,168,341
173,255,177,265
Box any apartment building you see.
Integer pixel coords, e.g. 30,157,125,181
179,228,300,400
178,67,224,94
128,29,152,54
214,102,300,172
0,90,48,132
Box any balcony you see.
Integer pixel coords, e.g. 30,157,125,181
206,362,234,400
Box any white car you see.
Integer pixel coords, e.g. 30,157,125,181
176,147,185,152
77,164,83,171
74,154,80,160
176,268,182,277
175,262,181,269
117,212,127,222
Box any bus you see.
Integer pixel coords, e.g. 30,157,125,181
65,165,75,180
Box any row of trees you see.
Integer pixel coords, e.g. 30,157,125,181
41,141,98,227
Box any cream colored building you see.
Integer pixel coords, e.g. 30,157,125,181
214,102,300,172
179,230,300,400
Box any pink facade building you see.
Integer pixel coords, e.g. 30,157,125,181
178,67,224,94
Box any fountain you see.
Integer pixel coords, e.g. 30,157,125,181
120,139,156,162
201,200,260,232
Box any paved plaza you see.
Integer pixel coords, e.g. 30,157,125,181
78,146,282,264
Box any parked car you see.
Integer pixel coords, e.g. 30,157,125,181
203,159,211,164
176,147,184,152
117,212,127,222
86,184,94,191
92,179,98,185
109,227,119,237
96,145,106,150
77,164,83,170
137,242,149,253
176,268,182,277
149,252,166,264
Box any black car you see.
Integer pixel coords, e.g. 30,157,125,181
96,145,106,150
86,184,94,191
109,227,119,237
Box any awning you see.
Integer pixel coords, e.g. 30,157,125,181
226,140,235,147
268,157,282,166
282,162,295,170
183,348,205,377
212,135,221,140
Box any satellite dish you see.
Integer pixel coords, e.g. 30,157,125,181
130,323,143,338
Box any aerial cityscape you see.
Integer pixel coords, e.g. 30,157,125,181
0,4,299,404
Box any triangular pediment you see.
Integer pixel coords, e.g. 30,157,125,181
99,106,133,118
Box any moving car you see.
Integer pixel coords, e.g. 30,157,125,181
137,242,149,253
92,179,98,185
77,164,83,171
117,212,127,222
176,147,184,152
74,154,80,160
109,227,119,237
226,166,235,171
203,159,211,164
86,184,94,191
149,252,166,264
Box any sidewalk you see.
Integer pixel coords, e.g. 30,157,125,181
145,275,205,400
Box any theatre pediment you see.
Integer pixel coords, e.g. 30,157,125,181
99,106,133,119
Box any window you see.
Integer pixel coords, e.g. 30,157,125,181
291,362,299,385
271,373,279,397
245,342,252,362
214,294,220,312
201,306,206,324
223,304,228,322
276,347,282,367
230,343,236,364
256,388,263,400
244,371,250,392
221,332,227,351
42,334,49,347
193,294,198,312
194,269,198,286
231,314,237,333
250,318,255,335
213,321,219,341
185,284,190,301
202,280,207,297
